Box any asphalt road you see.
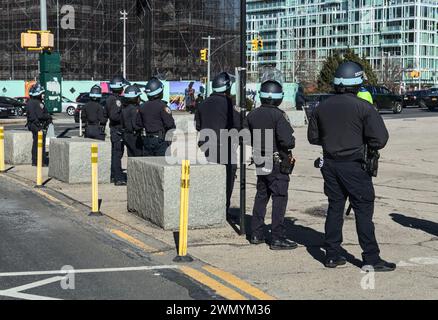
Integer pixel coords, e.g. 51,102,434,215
0,176,218,300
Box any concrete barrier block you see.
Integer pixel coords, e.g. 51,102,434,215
174,114,196,134
285,110,307,127
127,157,227,230
4,130,33,165
49,138,111,184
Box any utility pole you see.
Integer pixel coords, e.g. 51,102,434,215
40,0,47,31
120,10,128,79
202,36,216,97
57,0,60,50
239,0,247,236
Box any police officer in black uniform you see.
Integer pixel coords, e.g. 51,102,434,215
195,72,241,213
81,85,106,141
137,77,176,156
308,61,396,272
26,83,52,166
105,76,126,186
245,80,298,250
121,85,143,157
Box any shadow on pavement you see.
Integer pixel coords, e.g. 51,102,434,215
390,213,438,237
282,218,363,268
228,210,363,268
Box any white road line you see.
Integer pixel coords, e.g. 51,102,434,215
1,276,66,293
0,276,66,301
0,265,179,278
0,291,61,301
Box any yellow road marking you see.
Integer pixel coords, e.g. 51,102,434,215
203,265,276,300
180,266,247,300
110,229,163,255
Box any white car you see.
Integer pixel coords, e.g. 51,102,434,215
62,96,80,116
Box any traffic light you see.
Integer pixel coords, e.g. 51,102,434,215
410,70,420,78
21,33,37,48
200,48,208,61
258,37,264,50
251,39,259,51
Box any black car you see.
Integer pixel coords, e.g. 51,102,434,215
417,88,438,111
364,86,403,114
0,96,26,117
403,89,428,107
0,103,16,118
74,92,113,123
303,93,334,118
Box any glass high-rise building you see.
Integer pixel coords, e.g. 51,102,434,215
0,0,240,81
247,0,438,86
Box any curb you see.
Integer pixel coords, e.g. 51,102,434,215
0,118,27,125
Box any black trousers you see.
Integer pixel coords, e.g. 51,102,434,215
321,159,380,264
85,125,105,141
252,165,290,241
143,136,168,157
30,125,47,165
124,133,143,157
110,127,125,182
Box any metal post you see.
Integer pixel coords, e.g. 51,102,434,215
36,131,43,188
79,109,83,137
120,10,128,79
174,160,193,263
207,36,212,97
57,0,60,50
40,0,47,31
89,144,102,216
202,36,216,97
0,127,5,173
239,0,247,236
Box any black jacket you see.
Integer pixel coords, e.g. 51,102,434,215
195,93,241,134
136,99,176,134
26,98,51,128
104,94,123,128
122,104,142,133
81,101,105,126
307,93,389,161
245,104,295,155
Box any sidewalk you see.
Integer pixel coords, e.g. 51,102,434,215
4,116,438,300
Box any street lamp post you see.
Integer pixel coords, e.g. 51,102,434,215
202,36,216,97
40,0,47,31
239,0,247,236
120,10,128,79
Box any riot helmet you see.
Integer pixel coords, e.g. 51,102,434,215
123,85,142,104
89,85,102,100
110,75,127,92
333,61,364,92
29,83,45,98
212,72,232,94
259,80,284,107
145,77,164,100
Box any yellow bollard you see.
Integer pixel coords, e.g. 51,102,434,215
35,131,44,187
0,127,5,173
89,143,102,216
174,160,193,263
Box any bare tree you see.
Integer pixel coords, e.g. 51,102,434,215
382,57,403,93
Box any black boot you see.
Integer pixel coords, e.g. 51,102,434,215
324,256,347,268
362,259,396,272
249,235,266,245
270,238,298,251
